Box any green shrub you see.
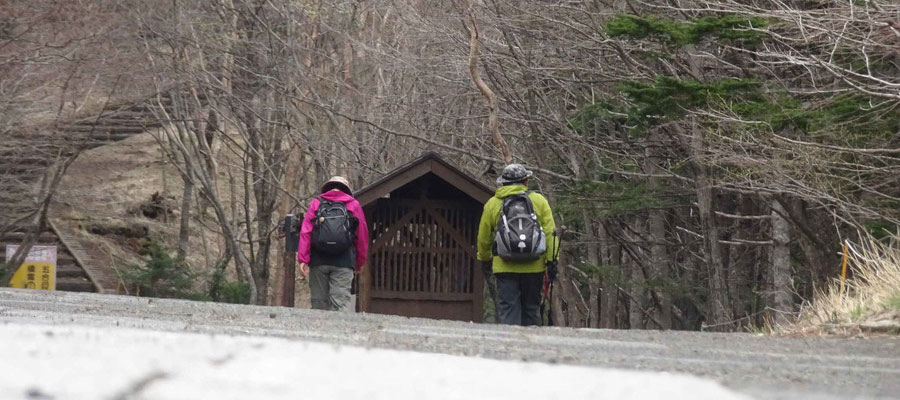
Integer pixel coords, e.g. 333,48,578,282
887,292,900,312
207,258,251,304
207,258,228,300
124,241,206,300
125,243,251,304
219,281,252,304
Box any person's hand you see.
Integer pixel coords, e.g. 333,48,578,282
546,260,558,282
481,261,492,273
299,262,310,278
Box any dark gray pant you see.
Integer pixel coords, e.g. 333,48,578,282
495,272,544,326
309,264,354,311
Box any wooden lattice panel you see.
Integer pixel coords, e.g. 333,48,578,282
368,199,478,300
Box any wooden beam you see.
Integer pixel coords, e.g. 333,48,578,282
48,220,103,293
430,160,493,203
421,198,477,259
371,290,473,301
369,204,424,253
356,162,432,207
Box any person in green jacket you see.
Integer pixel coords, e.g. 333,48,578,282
477,163,557,326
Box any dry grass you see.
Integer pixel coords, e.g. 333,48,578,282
784,233,900,335
52,130,225,290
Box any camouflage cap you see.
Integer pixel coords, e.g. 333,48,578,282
320,176,353,195
496,163,533,185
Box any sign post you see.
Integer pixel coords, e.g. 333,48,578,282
280,214,299,307
6,245,57,290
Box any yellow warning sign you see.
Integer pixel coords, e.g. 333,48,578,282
9,262,55,289
5,245,56,290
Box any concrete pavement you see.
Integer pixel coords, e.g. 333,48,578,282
1,289,898,399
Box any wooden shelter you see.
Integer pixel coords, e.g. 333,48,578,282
355,153,493,322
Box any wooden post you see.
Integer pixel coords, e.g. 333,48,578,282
839,242,849,297
472,259,485,323
280,215,299,307
359,262,372,312
282,252,296,307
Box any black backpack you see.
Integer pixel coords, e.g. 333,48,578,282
311,197,356,255
494,192,546,262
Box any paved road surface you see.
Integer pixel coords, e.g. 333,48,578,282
1,289,898,399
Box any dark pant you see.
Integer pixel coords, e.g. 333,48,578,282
495,272,544,326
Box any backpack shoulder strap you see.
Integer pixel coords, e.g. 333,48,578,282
318,196,344,207
520,191,537,213
501,191,536,214
316,196,335,214
500,193,518,211
317,196,350,216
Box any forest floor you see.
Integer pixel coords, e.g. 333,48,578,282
2,289,898,400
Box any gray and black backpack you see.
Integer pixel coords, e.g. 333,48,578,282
493,192,546,262
311,198,356,255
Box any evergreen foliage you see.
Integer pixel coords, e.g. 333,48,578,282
619,76,758,130
732,94,900,140
208,258,252,304
557,179,681,219
568,100,628,138
576,75,895,146
218,281,252,304
124,241,207,300
124,243,252,303
864,220,900,242
572,76,760,137
606,14,769,46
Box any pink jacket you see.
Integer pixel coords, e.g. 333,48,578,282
297,190,369,270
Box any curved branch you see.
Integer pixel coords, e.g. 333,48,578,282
462,1,512,164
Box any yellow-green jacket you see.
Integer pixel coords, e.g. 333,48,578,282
477,184,557,274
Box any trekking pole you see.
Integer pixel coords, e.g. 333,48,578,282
541,226,564,326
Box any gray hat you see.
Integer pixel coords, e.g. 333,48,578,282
496,163,533,185
320,176,353,195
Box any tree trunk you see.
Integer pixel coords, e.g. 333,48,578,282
691,127,733,331
770,198,793,325
696,178,733,330
583,210,601,328
648,208,672,329
628,217,646,329
273,149,303,306
600,221,619,329
644,131,672,329
176,170,193,261
203,180,257,303
783,199,840,296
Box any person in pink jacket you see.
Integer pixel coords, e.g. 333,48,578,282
297,176,369,311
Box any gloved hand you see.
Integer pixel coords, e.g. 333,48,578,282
481,261,493,274
546,260,558,282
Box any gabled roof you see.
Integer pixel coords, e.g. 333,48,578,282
355,152,494,207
